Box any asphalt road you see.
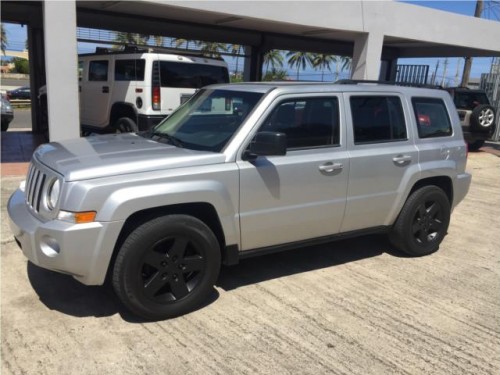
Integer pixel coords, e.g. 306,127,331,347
1,152,499,374
7,108,32,130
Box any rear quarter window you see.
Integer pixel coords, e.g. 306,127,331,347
412,97,452,138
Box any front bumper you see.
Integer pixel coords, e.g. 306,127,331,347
8,188,124,285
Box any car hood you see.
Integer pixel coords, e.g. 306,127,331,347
34,133,226,181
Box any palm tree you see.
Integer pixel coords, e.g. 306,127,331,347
230,44,243,75
263,68,288,81
312,53,335,81
172,38,192,50
341,56,352,75
287,51,313,80
1,24,7,55
113,32,150,49
263,50,284,72
196,41,228,59
154,36,164,47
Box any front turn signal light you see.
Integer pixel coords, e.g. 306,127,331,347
57,210,96,224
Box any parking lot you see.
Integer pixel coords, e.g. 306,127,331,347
1,150,499,375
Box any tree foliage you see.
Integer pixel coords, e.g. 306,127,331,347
287,51,314,80
12,57,29,74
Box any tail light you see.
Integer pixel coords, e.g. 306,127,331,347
152,86,161,110
152,61,161,111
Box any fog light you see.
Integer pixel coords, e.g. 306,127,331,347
40,235,60,257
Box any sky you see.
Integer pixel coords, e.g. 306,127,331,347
2,1,499,83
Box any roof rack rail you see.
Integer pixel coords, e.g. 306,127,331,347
335,79,443,90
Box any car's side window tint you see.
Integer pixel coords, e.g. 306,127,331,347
261,97,340,149
88,60,109,81
412,97,452,138
115,59,146,81
350,96,407,144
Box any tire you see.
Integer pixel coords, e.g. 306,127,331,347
114,117,138,133
390,186,450,256
467,139,485,152
470,104,495,132
1,121,9,132
112,215,221,320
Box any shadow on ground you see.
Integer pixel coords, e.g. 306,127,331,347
27,234,401,321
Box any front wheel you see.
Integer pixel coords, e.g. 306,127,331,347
467,139,485,152
112,215,221,320
390,186,450,256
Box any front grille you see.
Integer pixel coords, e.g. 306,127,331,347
25,163,47,213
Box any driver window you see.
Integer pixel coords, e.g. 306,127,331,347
261,97,340,149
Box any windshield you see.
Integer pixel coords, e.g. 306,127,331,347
145,88,264,152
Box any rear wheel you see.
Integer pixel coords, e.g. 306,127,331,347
390,186,450,256
114,117,138,133
112,215,221,320
1,121,9,132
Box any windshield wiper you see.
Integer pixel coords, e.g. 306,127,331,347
151,131,184,148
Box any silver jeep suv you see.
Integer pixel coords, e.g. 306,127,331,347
8,82,471,320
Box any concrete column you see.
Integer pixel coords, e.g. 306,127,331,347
43,0,80,141
351,32,384,80
243,46,264,82
27,25,46,134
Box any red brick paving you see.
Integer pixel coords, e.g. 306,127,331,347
1,131,46,177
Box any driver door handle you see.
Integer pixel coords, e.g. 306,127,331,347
319,162,343,173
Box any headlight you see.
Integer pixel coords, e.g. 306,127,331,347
47,179,61,210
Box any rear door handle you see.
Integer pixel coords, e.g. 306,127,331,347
102,86,109,93
392,155,412,166
319,162,343,174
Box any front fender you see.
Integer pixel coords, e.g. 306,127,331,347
97,179,239,246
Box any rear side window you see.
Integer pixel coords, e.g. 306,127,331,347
350,96,407,144
412,97,452,138
88,60,108,81
156,61,229,88
115,59,145,81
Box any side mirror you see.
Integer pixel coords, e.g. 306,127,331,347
245,131,287,159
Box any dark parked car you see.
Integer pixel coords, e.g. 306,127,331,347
1,95,14,131
7,86,31,100
445,87,496,151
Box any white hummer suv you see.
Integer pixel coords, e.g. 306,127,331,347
40,46,230,134
9,82,471,320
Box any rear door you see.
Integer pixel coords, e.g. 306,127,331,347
341,92,419,232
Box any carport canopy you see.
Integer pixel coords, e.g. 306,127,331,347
2,0,500,141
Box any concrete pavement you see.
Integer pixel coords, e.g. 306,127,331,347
1,151,499,374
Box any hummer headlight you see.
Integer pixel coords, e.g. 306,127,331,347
47,179,61,210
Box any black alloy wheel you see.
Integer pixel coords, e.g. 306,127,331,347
113,215,221,320
390,186,450,256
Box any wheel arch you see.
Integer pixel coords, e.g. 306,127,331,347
409,176,453,206
109,102,137,126
106,202,233,283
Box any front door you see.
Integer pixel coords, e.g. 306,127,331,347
237,95,349,250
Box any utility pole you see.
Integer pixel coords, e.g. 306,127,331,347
454,58,462,86
460,0,484,87
431,59,440,85
441,58,449,87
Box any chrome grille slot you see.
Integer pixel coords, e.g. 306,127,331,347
25,163,48,213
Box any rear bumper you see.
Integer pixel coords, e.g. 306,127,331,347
137,114,166,131
453,172,472,209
